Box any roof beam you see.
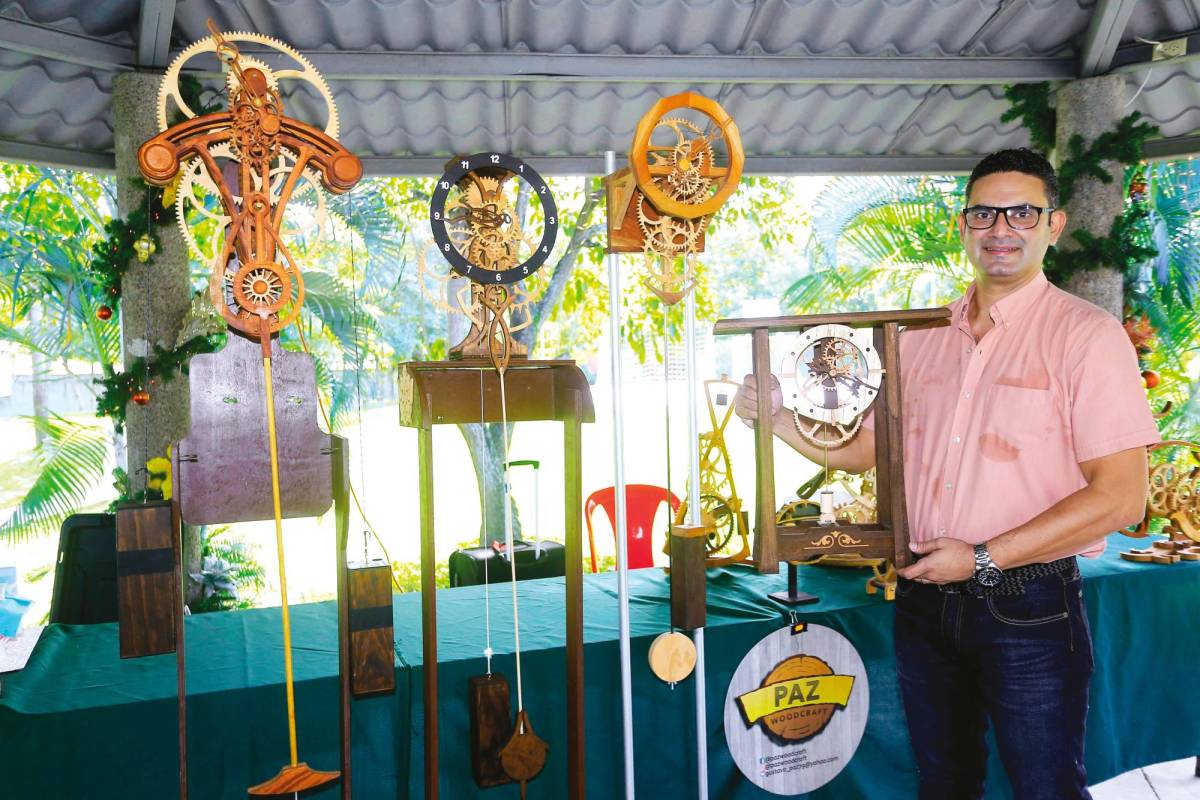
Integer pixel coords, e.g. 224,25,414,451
1111,28,1200,72
136,0,177,68
0,138,114,173
1144,134,1200,161
359,153,983,177
1080,0,1139,76
282,50,1076,85
0,16,132,71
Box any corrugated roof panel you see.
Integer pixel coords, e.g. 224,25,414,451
0,0,138,45
0,49,113,151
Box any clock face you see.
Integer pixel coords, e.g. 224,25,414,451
780,324,882,426
429,152,558,285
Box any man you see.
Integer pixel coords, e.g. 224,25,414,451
734,148,1158,799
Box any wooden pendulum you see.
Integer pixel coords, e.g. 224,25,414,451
469,671,513,788
347,551,396,698
499,710,548,800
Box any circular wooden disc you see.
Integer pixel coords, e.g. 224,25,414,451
1121,550,1154,562
648,631,697,683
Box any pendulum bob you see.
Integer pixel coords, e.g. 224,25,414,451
115,500,177,659
603,167,705,255
648,630,697,684
499,710,548,800
669,523,708,631
248,763,340,796
469,672,514,788
347,560,395,697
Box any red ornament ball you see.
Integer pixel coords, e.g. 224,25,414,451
96,305,113,321
132,390,151,406
1142,370,1160,390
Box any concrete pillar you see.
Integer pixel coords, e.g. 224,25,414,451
1054,75,1126,318
112,72,199,591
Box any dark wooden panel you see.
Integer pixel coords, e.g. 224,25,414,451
713,307,950,336
347,562,395,698
115,501,176,659
468,673,513,788
669,525,707,631
177,333,333,525
777,522,897,562
882,322,913,568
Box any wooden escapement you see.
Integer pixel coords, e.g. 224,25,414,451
499,710,548,799
347,561,395,698
670,524,707,631
648,631,697,684
247,763,340,796
115,500,177,659
397,359,595,428
713,307,950,336
469,672,514,788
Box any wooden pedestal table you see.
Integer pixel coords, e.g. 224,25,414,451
398,359,594,799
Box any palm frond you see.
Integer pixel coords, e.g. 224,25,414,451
0,414,110,542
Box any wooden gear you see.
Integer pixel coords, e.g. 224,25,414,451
136,20,368,797
713,308,949,573
1121,440,1200,562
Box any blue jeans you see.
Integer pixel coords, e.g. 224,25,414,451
893,565,1094,800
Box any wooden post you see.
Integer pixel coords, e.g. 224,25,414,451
751,328,778,572
418,407,438,800
669,524,708,630
564,387,586,799
332,437,352,798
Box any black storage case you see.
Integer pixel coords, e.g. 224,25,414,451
449,539,566,587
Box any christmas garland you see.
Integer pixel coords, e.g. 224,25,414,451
96,332,225,432
1002,82,1161,288
1001,84,1056,155
86,188,171,316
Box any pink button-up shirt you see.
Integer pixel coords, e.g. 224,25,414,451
866,271,1159,557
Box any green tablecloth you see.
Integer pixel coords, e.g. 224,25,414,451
2,534,1197,799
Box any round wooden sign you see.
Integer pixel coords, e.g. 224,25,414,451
648,631,697,683
724,623,869,794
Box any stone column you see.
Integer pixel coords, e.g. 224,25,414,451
1054,75,1126,318
112,72,199,593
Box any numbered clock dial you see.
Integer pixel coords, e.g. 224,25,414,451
780,324,882,427
429,153,558,285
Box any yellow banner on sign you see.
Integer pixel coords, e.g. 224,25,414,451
737,675,856,724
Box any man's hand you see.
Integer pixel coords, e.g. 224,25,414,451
897,538,975,584
734,372,782,427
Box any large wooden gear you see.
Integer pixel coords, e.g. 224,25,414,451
780,324,883,448
139,23,360,340
604,91,743,305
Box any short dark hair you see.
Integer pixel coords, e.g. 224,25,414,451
965,148,1059,208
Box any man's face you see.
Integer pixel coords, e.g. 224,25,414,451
958,171,1065,281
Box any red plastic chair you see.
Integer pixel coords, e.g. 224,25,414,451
585,484,681,573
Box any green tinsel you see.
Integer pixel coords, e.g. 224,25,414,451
1056,112,1159,205
1001,84,1056,155
86,187,172,305
1044,206,1158,286
96,333,226,433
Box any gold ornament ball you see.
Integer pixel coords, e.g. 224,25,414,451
134,233,157,263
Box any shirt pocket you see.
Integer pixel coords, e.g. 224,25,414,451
985,384,1058,444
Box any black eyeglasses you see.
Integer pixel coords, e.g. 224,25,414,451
961,204,1055,230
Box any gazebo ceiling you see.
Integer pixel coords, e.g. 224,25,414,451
0,0,1198,175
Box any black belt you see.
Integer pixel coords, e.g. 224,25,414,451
931,556,1078,597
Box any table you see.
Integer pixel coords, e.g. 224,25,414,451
2,534,1197,798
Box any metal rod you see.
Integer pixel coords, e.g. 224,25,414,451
685,288,708,799
605,150,636,799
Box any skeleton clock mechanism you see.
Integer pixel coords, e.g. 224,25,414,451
135,21,380,798
605,91,744,304
400,152,592,799
713,308,950,602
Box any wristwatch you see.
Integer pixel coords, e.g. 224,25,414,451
973,543,1004,587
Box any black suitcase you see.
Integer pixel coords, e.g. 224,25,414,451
49,513,119,624
449,539,566,587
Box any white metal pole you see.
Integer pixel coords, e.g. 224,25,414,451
685,287,708,799
605,150,636,799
